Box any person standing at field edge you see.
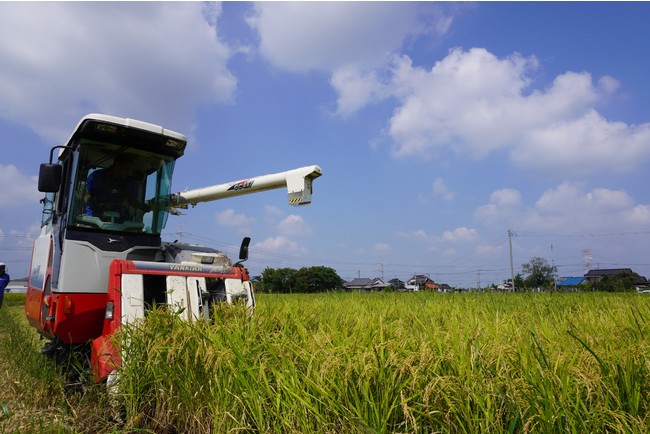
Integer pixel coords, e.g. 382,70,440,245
0,263,10,309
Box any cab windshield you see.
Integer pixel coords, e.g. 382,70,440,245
68,141,175,235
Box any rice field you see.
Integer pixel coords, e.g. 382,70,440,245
1,291,649,433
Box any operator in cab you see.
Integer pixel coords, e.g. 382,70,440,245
84,155,150,222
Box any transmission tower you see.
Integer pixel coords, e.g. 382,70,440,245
582,248,592,274
176,223,185,243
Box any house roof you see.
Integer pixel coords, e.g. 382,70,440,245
557,276,585,287
344,277,388,289
407,274,432,285
584,268,647,284
345,278,372,286
584,268,633,277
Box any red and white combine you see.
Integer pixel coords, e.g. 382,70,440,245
24,114,322,381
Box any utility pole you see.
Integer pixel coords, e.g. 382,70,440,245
550,243,557,292
508,229,516,291
477,269,481,291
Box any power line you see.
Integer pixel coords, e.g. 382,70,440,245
518,230,650,238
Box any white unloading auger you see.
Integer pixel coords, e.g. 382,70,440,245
170,165,323,210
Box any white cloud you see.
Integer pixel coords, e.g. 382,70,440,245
475,189,522,226
265,205,284,219
0,2,236,142
534,182,633,214
254,235,306,255
399,226,478,245
0,165,42,207
475,182,650,234
276,214,312,237
247,2,456,117
513,110,650,175
330,66,392,117
398,229,434,242
626,205,650,225
382,47,650,175
373,243,392,255
215,208,255,227
247,3,426,73
305,38,650,176
491,189,522,207
432,177,454,201
441,227,478,243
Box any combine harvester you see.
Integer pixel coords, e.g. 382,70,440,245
25,114,322,381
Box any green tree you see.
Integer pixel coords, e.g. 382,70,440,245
587,270,642,292
521,257,556,289
513,273,525,289
259,266,344,293
251,275,264,293
260,267,297,293
387,278,404,292
293,266,344,293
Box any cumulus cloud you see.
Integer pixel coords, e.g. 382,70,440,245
330,66,392,117
215,208,255,227
0,165,42,207
276,214,312,237
513,110,650,175
399,226,479,244
373,242,392,255
274,23,648,177
491,189,522,207
383,48,650,175
398,229,435,243
474,188,522,226
432,177,454,201
252,0,648,184
247,2,426,73
0,2,236,142
247,2,456,117
441,227,478,243
253,235,306,255
475,182,650,233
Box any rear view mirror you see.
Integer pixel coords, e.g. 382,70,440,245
239,237,251,262
38,163,62,193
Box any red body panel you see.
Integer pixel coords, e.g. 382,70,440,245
90,259,251,381
26,289,107,343
49,293,108,343
24,286,46,332
90,335,120,382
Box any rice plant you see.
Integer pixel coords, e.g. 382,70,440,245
110,292,649,433
2,291,648,433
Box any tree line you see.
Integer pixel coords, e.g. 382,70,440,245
253,258,643,294
252,266,344,294
511,257,643,292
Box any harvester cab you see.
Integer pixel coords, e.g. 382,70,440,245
25,114,322,380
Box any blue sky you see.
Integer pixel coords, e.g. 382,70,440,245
1,2,650,288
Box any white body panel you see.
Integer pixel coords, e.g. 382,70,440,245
166,275,202,321
58,240,125,294
122,274,144,324
68,113,187,144
118,272,253,324
173,165,322,208
29,225,52,291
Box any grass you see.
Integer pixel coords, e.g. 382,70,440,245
1,291,649,433
0,293,120,433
